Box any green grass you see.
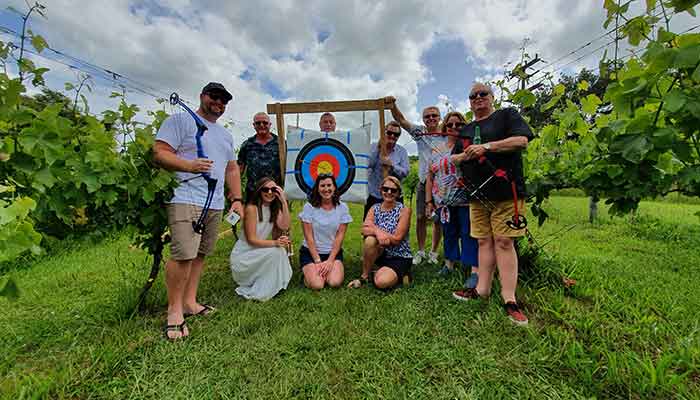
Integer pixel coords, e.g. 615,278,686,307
2,196,700,399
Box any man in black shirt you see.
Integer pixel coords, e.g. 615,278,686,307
238,112,281,201
451,83,533,326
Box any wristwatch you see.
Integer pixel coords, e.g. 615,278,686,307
483,143,491,151
232,198,243,204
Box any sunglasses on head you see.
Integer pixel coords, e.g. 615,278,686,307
254,120,270,126
385,130,401,138
469,91,490,100
205,91,230,104
260,186,277,193
423,113,440,119
445,122,465,129
381,186,399,194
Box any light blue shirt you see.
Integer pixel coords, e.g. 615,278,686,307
367,142,409,198
156,112,236,210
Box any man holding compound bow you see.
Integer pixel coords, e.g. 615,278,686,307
154,82,243,340
451,82,533,326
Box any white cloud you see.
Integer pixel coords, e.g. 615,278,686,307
3,0,698,151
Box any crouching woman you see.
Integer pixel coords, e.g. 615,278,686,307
350,176,412,290
230,177,292,301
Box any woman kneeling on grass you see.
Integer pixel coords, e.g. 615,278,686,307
299,174,352,289
349,176,412,290
230,177,292,301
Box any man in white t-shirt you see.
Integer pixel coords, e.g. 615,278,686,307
386,97,443,267
154,82,243,340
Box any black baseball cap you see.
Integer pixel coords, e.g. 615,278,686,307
201,82,233,102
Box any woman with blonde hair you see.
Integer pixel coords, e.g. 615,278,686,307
350,175,412,290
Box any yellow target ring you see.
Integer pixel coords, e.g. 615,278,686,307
317,160,334,175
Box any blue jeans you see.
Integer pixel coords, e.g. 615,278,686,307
442,206,478,267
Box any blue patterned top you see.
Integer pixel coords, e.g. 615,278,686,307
372,202,412,258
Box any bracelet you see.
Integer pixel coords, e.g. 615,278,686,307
426,199,434,204
232,198,242,203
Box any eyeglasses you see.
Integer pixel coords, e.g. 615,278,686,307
260,187,277,193
423,113,440,119
381,186,399,194
469,91,490,100
254,121,270,126
385,130,401,138
205,92,230,105
445,122,465,129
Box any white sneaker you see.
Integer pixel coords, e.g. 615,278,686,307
412,250,426,265
428,251,439,264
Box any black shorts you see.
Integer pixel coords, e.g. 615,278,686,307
299,246,344,268
375,253,412,281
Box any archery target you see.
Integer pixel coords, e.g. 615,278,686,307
285,125,370,203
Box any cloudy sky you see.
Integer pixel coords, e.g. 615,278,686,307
1,1,698,152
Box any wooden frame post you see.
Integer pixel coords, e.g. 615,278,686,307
267,98,392,185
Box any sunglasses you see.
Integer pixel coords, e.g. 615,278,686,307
385,130,401,138
260,187,277,193
423,113,440,119
205,92,230,105
445,122,465,129
469,91,490,100
254,121,270,126
381,186,399,194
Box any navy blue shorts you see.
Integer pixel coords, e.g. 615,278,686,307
299,246,344,268
375,253,412,281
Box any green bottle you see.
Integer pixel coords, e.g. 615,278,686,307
474,125,482,145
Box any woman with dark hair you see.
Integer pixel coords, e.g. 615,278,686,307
230,177,292,301
298,174,352,289
349,175,412,290
425,111,478,288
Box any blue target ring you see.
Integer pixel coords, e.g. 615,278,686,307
294,138,356,196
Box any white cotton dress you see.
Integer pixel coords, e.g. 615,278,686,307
230,205,292,301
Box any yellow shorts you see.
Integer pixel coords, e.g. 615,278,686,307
469,199,526,238
167,203,222,260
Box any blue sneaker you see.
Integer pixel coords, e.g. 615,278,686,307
437,265,453,277
464,272,478,289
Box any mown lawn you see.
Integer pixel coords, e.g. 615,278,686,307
1,196,699,399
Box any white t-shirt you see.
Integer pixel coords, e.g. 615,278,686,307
298,202,353,254
156,112,236,210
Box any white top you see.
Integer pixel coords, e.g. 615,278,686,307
408,123,448,183
156,112,236,210
298,201,352,254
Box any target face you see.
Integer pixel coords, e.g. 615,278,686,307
294,137,356,195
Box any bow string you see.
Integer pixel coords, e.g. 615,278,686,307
169,92,218,234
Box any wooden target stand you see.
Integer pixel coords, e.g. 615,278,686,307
266,98,393,185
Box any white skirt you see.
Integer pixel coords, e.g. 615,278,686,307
230,243,292,301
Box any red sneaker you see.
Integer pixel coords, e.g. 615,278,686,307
452,288,480,302
504,302,528,325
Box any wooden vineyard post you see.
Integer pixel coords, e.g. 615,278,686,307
275,102,286,185
377,99,388,178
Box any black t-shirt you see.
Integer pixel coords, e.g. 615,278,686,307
455,108,534,201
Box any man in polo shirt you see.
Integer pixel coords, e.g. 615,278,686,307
238,112,282,201
364,121,409,218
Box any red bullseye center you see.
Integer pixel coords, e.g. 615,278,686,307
310,153,340,181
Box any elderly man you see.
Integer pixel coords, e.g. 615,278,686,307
364,121,409,218
386,98,443,267
319,112,336,132
154,82,243,340
451,83,534,326
238,112,282,201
